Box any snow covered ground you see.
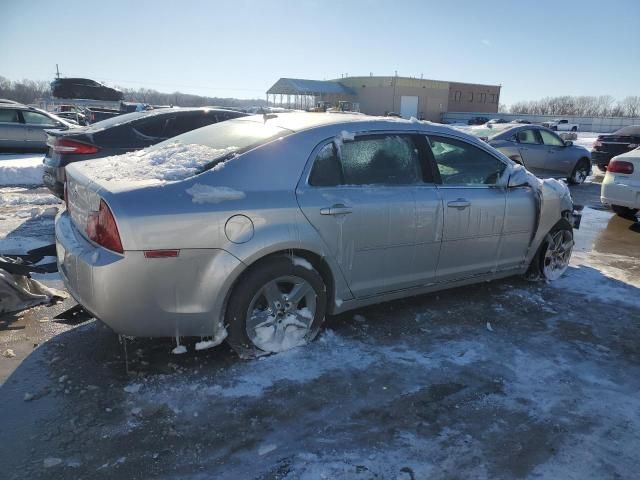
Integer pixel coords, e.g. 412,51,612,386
0,153,46,186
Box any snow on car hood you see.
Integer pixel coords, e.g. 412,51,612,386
71,142,238,186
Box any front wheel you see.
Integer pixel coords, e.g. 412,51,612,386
528,224,574,281
568,159,590,184
225,256,327,358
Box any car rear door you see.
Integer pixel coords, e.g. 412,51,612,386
539,129,574,175
515,129,547,174
296,133,442,297
20,110,59,148
0,108,25,148
426,134,508,281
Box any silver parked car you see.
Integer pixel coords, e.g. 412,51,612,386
56,113,579,357
0,103,76,151
488,125,591,184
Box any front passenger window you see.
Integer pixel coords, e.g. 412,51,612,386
539,130,565,147
428,136,506,185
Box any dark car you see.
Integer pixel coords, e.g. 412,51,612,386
468,116,489,125
51,78,124,101
43,107,248,197
591,125,640,170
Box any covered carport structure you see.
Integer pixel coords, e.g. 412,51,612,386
266,78,355,110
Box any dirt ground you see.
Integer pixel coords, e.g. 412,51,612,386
1,177,639,479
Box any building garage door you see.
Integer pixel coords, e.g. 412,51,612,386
400,96,419,119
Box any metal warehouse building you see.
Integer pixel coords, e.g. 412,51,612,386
266,75,501,121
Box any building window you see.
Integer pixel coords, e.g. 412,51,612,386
454,90,462,102
479,93,486,103
467,92,474,103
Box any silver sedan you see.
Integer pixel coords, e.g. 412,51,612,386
488,125,592,184
56,113,579,357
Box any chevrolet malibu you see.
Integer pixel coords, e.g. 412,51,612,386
56,113,579,357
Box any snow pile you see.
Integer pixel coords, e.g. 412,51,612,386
75,143,238,184
185,184,245,204
0,190,61,206
0,155,45,186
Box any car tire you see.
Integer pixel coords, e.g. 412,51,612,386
571,126,577,132
225,255,327,358
568,159,590,184
527,222,574,281
611,205,639,219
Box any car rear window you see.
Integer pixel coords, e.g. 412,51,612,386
614,126,640,136
72,118,290,184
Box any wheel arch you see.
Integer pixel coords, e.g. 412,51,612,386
221,248,339,321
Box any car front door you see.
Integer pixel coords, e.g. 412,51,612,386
0,108,25,149
426,135,509,281
515,129,547,175
539,129,574,175
296,133,442,297
20,111,59,148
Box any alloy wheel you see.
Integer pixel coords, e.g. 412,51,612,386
543,230,573,280
246,275,317,353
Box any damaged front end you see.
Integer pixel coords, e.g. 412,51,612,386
502,163,580,265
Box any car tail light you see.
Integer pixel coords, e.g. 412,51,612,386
51,138,99,155
608,160,634,175
86,200,123,253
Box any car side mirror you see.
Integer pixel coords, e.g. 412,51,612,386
564,140,573,147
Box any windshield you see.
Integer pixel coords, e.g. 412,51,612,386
613,126,640,136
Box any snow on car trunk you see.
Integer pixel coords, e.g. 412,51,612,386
72,142,238,185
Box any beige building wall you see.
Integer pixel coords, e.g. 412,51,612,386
448,82,501,113
337,77,451,121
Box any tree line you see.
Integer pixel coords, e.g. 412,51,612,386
0,76,266,109
508,95,640,118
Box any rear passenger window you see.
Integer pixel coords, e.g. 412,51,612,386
133,117,170,139
309,143,342,186
428,136,506,185
517,129,539,144
309,135,422,186
0,109,20,123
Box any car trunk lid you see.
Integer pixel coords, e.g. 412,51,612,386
594,134,640,155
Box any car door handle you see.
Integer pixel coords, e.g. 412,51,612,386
447,199,471,209
320,204,353,215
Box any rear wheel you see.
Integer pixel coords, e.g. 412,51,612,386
568,159,590,184
611,205,639,219
571,126,578,132
225,256,327,358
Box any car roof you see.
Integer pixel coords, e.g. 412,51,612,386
236,111,452,133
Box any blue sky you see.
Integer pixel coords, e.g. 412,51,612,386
1,0,638,106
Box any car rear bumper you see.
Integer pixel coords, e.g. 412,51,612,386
43,162,64,198
55,212,242,338
591,151,615,167
600,174,640,209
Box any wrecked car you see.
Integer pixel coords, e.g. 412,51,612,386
55,113,581,357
